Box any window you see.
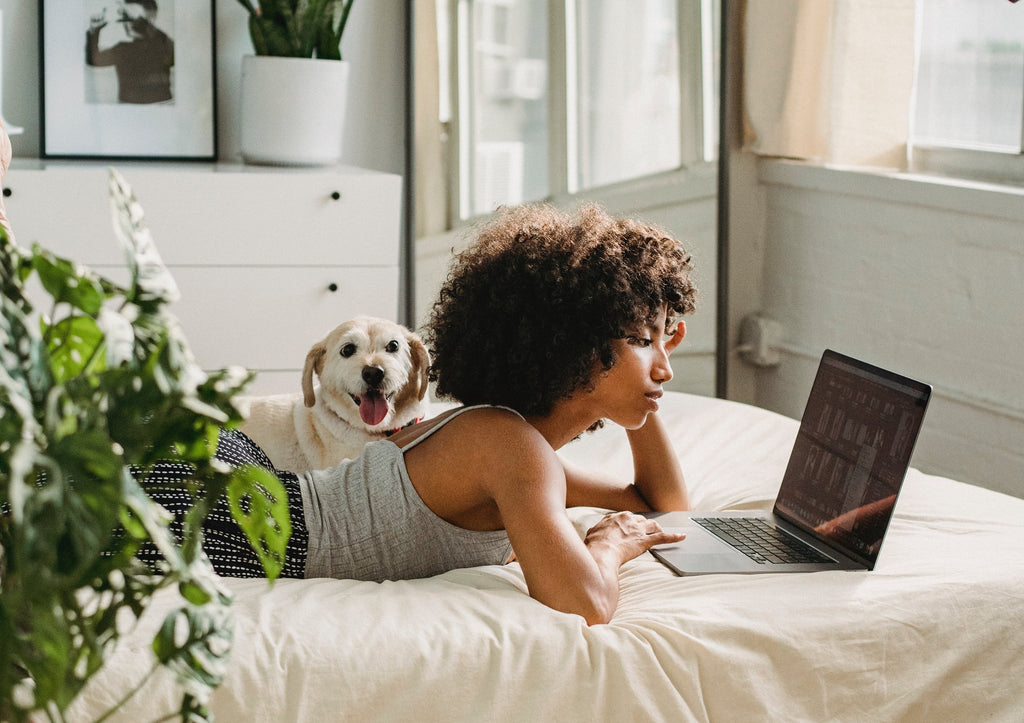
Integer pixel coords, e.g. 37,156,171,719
910,0,1024,184
443,0,720,221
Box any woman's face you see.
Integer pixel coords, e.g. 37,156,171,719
585,307,684,429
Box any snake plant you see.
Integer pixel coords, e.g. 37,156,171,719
235,0,356,60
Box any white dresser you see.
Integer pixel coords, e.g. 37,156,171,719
4,161,404,395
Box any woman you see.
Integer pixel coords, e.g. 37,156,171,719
144,202,698,625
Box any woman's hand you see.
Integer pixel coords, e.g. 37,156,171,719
583,511,686,566
665,319,687,354
89,9,109,32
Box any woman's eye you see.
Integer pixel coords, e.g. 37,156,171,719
628,336,653,347
340,343,357,358
385,340,400,353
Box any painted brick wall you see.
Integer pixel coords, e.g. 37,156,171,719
753,161,1024,497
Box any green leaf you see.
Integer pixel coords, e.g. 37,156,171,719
0,228,32,307
239,0,354,58
108,169,180,308
227,467,291,581
95,306,136,368
297,0,329,56
152,604,233,702
43,314,106,381
30,245,107,316
0,366,44,524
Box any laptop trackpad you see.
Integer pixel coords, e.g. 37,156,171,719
654,522,733,554
648,513,770,575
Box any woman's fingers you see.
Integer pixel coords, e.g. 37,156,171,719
643,517,686,544
664,320,687,354
589,511,685,549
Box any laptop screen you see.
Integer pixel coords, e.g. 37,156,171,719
773,350,931,567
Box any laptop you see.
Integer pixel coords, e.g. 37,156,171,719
649,349,931,575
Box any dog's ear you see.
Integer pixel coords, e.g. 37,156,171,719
408,335,431,402
302,342,327,407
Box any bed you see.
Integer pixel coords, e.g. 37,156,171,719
67,391,1024,722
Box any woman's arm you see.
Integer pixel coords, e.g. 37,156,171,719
562,413,689,512
85,13,117,67
500,460,684,625
625,412,689,510
486,423,683,625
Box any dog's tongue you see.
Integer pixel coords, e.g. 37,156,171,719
359,391,390,426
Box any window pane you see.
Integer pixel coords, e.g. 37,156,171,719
913,0,1024,151
570,0,681,191
702,0,720,162
460,0,549,218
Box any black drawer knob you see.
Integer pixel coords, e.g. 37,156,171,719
330,190,341,201
2,188,10,198
327,282,339,292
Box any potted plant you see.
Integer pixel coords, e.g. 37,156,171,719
0,169,289,722
234,0,357,166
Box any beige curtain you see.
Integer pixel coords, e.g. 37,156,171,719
743,0,917,170
414,0,449,238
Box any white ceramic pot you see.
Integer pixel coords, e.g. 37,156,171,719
240,55,350,166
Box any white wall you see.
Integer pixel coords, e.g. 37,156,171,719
0,0,407,174
746,159,1024,498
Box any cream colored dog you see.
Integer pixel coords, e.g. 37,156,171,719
239,317,431,473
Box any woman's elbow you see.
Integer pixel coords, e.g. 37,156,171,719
529,588,616,625
582,606,615,626
554,592,618,626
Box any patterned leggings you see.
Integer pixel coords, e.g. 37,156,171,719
134,429,309,578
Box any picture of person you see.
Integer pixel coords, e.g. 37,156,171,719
85,0,174,104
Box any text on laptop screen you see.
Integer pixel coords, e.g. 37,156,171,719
774,353,930,562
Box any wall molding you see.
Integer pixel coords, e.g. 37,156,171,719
773,343,1024,424
759,159,1024,224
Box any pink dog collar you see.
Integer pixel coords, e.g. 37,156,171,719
384,417,422,437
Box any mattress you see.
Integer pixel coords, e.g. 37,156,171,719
68,392,1024,722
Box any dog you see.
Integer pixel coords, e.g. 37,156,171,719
239,317,431,473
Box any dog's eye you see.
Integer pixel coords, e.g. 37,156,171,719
340,343,357,358
385,340,400,353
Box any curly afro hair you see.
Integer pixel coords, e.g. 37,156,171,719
425,203,697,416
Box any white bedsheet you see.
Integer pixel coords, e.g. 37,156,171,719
69,393,1024,722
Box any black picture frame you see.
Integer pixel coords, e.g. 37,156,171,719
39,0,217,161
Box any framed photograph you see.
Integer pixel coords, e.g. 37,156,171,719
39,0,217,160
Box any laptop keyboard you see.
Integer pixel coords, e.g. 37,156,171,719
694,516,834,565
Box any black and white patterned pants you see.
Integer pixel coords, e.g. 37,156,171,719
134,429,309,578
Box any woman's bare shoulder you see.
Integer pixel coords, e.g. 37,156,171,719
399,405,563,525
454,409,565,493
405,405,558,482
439,405,546,452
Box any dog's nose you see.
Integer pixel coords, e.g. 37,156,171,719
362,365,385,387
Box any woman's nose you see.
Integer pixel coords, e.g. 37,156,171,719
654,344,673,384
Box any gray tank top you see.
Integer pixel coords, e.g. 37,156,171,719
299,405,516,582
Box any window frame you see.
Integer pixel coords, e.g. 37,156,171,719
907,0,1024,188
909,144,1024,188
444,0,720,226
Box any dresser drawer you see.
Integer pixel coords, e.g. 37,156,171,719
4,163,402,267
170,265,399,373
